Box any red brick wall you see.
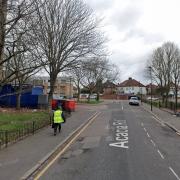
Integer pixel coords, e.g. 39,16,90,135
102,94,129,100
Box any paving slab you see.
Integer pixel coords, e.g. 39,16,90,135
0,106,96,180
142,103,180,134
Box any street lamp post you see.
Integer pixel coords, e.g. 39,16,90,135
149,66,153,111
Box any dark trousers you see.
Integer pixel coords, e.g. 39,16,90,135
54,123,61,134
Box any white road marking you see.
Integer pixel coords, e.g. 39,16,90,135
141,123,144,126
147,132,150,138
169,167,180,180
157,150,164,159
33,112,101,180
144,128,147,132
122,106,124,110
150,139,156,147
152,116,164,126
109,120,129,149
176,132,180,136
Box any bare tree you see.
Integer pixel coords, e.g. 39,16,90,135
147,42,180,108
6,47,41,109
30,0,105,108
0,4,43,109
70,64,84,102
5,25,42,108
106,63,121,83
171,47,180,113
147,47,165,100
0,0,42,84
81,57,110,102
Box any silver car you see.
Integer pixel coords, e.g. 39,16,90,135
129,97,140,106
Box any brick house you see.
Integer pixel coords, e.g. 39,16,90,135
117,77,147,95
103,81,117,95
146,83,158,95
30,76,75,98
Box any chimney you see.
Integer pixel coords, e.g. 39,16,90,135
129,77,132,80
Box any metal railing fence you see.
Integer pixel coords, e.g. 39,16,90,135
0,118,51,149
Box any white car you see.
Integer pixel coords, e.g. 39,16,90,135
147,97,159,101
129,97,140,106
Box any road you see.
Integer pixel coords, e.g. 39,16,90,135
36,100,180,180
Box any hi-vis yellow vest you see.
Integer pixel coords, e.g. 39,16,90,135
54,110,64,123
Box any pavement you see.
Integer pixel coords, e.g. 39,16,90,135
142,102,180,134
0,105,98,180
0,100,180,180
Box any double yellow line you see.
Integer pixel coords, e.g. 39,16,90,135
34,112,101,180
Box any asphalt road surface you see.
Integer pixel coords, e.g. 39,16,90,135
38,101,180,180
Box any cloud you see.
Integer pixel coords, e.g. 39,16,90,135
85,0,180,84
111,6,142,31
85,0,113,12
123,28,164,44
110,51,150,83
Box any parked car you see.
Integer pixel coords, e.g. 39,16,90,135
129,96,140,106
146,97,159,101
89,94,97,99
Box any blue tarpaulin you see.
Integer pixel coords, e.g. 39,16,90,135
0,85,43,108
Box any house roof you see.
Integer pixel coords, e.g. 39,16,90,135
118,77,145,87
146,83,158,89
103,81,117,88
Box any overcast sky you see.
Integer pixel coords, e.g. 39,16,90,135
85,0,180,83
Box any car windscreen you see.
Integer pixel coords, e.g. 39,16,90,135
130,97,138,100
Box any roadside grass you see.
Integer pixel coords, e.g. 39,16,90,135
0,111,49,131
78,100,103,104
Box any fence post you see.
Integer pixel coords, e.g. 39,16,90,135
18,129,20,139
5,131,8,148
32,121,35,134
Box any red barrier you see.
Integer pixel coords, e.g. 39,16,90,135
51,99,76,112
51,99,58,110
64,100,76,112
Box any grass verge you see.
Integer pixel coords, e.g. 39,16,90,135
78,100,103,104
0,111,49,131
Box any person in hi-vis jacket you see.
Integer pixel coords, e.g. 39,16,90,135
52,106,66,136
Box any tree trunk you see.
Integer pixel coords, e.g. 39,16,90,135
48,76,56,111
16,93,21,110
48,88,54,111
0,0,8,81
77,85,80,102
96,91,100,101
165,93,168,108
88,92,92,102
16,85,22,110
